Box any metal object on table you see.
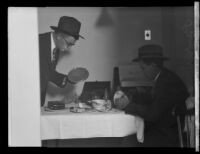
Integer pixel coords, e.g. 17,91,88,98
69,107,86,113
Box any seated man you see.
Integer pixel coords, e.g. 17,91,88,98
118,44,189,147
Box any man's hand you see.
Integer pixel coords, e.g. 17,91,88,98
114,91,129,110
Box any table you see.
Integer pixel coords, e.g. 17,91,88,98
41,107,137,147
41,107,137,140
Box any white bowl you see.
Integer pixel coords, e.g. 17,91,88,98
91,99,112,111
90,99,106,105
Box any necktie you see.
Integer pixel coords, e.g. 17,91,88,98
52,48,58,69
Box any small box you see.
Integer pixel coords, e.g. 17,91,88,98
47,101,65,110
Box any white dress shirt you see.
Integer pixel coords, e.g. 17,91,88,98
50,32,56,62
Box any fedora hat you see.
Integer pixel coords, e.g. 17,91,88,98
132,44,169,62
50,16,84,40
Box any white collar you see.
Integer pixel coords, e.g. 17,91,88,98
51,32,56,51
154,70,161,82
50,32,56,61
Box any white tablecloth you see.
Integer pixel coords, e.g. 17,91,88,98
41,108,137,140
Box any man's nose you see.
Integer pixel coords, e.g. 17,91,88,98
66,46,72,51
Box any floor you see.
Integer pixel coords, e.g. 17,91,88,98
42,137,123,147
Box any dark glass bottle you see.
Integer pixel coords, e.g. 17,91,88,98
104,88,108,101
112,67,121,98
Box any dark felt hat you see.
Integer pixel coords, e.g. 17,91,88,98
132,44,169,62
50,16,84,40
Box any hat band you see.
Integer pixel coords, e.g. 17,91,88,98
57,28,78,37
50,26,84,39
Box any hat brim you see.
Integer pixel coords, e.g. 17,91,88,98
50,26,85,39
132,57,169,62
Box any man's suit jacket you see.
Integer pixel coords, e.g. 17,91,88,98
125,67,189,146
39,32,67,106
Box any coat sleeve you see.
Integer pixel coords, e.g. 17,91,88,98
49,69,68,88
45,46,68,88
125,80,185,122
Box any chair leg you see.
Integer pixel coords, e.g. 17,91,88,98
177,116,183,147
186,116,191,147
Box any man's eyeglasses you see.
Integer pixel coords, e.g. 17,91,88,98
62,36,75,48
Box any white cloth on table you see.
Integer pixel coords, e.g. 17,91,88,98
135,116,144,143
41,108,138,140
113,90,144,143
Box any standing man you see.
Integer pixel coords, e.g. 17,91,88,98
39,16,85,107
120,44,189,147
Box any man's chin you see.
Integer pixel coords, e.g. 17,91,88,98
61,49,68,52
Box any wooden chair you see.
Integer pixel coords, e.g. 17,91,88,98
176,97,195,148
